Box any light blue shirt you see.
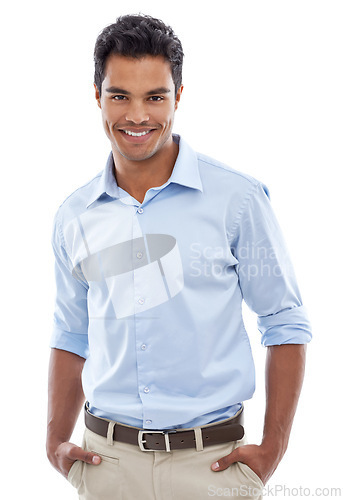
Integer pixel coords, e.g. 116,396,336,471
50,134,312,430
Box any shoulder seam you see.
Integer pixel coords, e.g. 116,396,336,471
227,182,261,242
54,210,66,249
197,154,260,186
58,171,103,209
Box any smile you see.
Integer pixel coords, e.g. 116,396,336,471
119,128,156,144
123,130,152,137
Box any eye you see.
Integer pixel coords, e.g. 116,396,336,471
148,96,164,102
111,95,127,100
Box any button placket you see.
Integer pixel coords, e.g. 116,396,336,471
133,203,155,428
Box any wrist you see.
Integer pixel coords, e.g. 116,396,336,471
46,436,64,460
260,435,288,463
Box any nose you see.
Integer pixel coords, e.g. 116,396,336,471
125,101,149,124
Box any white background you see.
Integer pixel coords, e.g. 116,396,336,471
1,1,342,498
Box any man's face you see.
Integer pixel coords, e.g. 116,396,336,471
95,54,183,162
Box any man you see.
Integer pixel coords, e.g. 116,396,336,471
47,14,312,500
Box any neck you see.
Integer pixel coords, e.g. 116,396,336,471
112,137,179,204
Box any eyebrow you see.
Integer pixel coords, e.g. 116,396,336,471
105,86,171,95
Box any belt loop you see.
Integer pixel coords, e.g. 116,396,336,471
194,427,204,452
107,421,116,446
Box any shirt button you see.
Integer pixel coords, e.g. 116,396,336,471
138,298,145,305
145,420,152,425
141,344,147,350
144,387,150,393
136,251,143,259
137,208,144,214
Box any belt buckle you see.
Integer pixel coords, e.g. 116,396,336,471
138,430,171,452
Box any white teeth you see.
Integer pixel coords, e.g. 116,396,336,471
123,130,151,137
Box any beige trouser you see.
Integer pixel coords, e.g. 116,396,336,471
68,418,264,499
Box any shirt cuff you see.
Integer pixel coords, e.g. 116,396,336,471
257,305,312,346
50,326,89,359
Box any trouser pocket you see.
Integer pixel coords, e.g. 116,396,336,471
67,460,84,489
77,434,123,500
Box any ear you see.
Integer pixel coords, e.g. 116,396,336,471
174,84,184,110
94,84,102,108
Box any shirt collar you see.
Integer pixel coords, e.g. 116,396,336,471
168,134,203,192
86,134,203,209
86,153,120,208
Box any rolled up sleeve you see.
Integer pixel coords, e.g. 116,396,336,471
257,304,311,346
231,182,312,346
50,211,89,358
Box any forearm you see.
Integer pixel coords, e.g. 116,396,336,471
261,343,307,461
46,348,86,456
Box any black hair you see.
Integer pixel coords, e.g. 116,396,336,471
94,14,184,97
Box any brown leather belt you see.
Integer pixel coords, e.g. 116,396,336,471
84,403,244,452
